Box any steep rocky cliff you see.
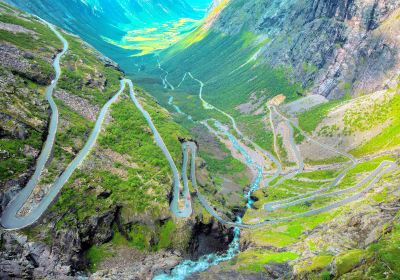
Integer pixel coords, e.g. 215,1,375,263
216,0,400,99
157,0,400,100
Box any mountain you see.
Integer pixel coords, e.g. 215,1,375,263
5,0,211,59
133,0,400,278
185,0,214,11
0,2,224,278
1,0,400,279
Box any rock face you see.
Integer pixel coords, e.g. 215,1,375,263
54,90,100,122
300,199,400,255
213,0,400,98
0,41,51,216
90,251,182,280
0,205,118,279
188,271,267,280
0,231,75,279
188,218,232,259
0,42,54,85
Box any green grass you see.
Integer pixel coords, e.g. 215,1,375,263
295,255,334,274
163,31,301,110
335,249,365,276
127,224,152,251
235,249,299,272
1,6,194,272
307,222,400,279
295,169,341,180
0,13,61,50
245,212,334,248
133,30,301,157
156,220,176,250
83,218,182,272
51,87,190,228
294,127,306,144
304,155,349,165
58,33,122,106
298,99,345,133
199,151,246,175
34,99,93,186
362,223,400,278
0,12,61,85
237,114,275,152
85,245,113,272
0,128,42,181
350,92,400,156
343,92,395,133
0,10,61,184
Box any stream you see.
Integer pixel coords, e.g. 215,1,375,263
152,65,398,279
2,18,396,279
153,132,263,280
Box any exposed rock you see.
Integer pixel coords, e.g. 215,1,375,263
84,71,107,91
214,0,400,99
0,231,75,279
95,186,112,199
281,95,329,116
235,91,267,115
0,21,36,34
0,112,30,139
90,251,182,280
54,89,100,122
188,218,232,259
264,262,292,279
188,271,267,280
0,42,54,85
298,89,397,159
296,199,400,257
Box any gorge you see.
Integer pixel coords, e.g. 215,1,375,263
1,0,400,279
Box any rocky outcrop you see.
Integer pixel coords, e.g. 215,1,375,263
0,204,118,279
188,217,232,259
188,271,267,280
55,90,100,122
299,199,400,255
90,251,182,280
0,42,55,85
213,0,400,99
0,231,75,279
0,112,30,139
0,21,36,34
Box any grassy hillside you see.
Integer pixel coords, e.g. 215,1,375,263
0,3,195,276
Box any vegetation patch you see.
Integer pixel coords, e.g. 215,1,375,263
334,249,365,276
295,255,333,274
85,244,113,272
235,249,299,272
298,99,345,133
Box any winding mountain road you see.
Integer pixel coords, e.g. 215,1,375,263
1,23,126,230
157,57,175,90
177,140,397,229
186,72,283,186
1,25,194,230
263,105,359,210
126,79,192,218
155,64,398,229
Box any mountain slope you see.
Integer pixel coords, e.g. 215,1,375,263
0,3,222,278
1,0,400,279
5,0,211,60
131,0,400,278
155,0,400,99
